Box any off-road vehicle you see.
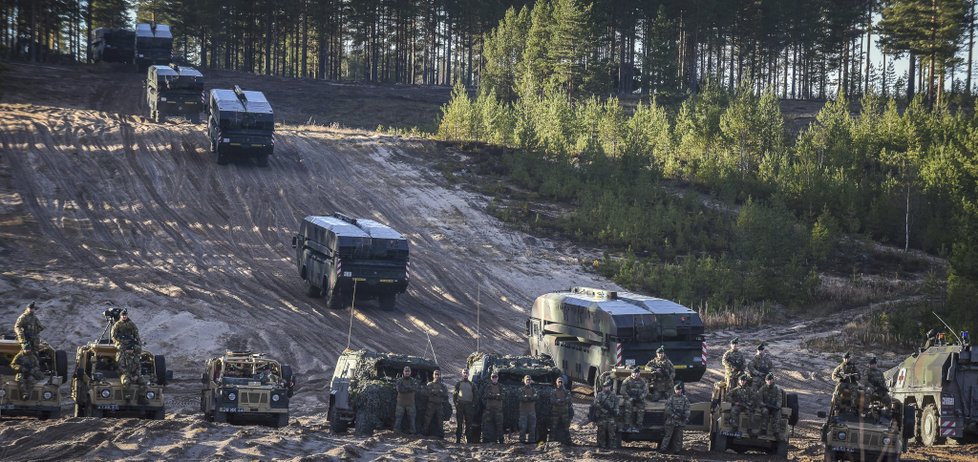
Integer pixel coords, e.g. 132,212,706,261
206,86,274,166
818,388,911,462
708,380,799,456
200,351,295,427
146,64,204,123
0,337,68,419
134,23,172,70
91,28,134,64
72,308,169,418
327,348,445,435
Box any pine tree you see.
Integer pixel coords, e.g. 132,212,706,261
481,6,531,101
548,0,593,96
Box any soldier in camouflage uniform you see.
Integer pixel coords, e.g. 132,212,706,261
660,382,690,454
646,346,675,401
111,310,147,403
517,375,538,443
453,367,477,443
550,376,573,445
864,357,890,413
393,366,419,434
590,380,619,449
756,373,784,437
726,374,754,432
422,369,448,438
11,345,46,400
480,370,505,443
722,337,746,388
748,342,774,390
14,301,44,351
831,352,859,415
620,367,649,432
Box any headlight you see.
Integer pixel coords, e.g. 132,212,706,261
226,392,237,401
0,389,6,397
883,437,892,445
160,97,167,102
838,432,846,441
100,389,111,398
42,391,53,400
222,137,230,143
271,394,280,402
146,391,156,400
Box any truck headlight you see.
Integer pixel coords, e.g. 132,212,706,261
42,391,53,400
222,138,230,143
837,431,846,441
160,97,167,102
100,389,111,398
146,391,156,400
226,391,237,401
883,437,891,445
0,389,6,397
271,394,280,402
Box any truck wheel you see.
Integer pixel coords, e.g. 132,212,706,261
379,294,396,311
216,145,229,165
149,409,165,420
55,350,68,381
920,403,942,446
304,277,321,297
214,411,227,423
775,440,789,457
74,403,88,417
90,405,104,418
154,355,167,386
153,110,161,123
273,413,289,428
256,152,269,167
823,448,836,462
902,403,916,440
787,393,800,426
191,115,201,124
710,430,727,453
326,287,345,310
329,405,349,433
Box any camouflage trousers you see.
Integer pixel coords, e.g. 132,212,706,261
121,373,147,403
455,401,476,442
422,401,445,438
622,398,646,427
481,405,504,443
729,405,753,430
595,418,617,448
17,337,41,353
724,371,743,389
759,408,783,437
15,371,44,399
660,423,684,452
550,411,571,444
393,404,417,434
518,409,536,443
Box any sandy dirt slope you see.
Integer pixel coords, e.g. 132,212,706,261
0,62,970,461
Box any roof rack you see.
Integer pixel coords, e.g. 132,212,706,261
233,85,248,103
333,212,357,225
570,287,617,300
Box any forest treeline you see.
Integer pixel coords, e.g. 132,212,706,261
4,0,978,100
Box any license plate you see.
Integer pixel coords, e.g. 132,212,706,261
380,279,395,283
0,404,14,410
97,404,120,411
942,396,954,406
674,365,687,369
219,407,241,413
352,277,367,282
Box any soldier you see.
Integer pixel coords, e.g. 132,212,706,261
453,367,477,443
14,301,44,351
393,366,419,434
590,380,619,449
722,337,747,388
864,357,890,409
620,367,649,431
756,373,784,438
11,345,46,400
480,370,505,443
550,376,573,445
422,369,449,438
661,382,691,454
646,346,675,401
922,328,937,350
748,342,774,389
112,310,146,403
831,352,859,414
517,375,538,443
726,374,754,432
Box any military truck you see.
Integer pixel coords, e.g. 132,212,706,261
134,23,173,70
886,338,977,445
528,287,707,388
0,337,68,419
91,28,134,64
199,351,295,427
709,380,799,456
206,86,275,166
327,349,445,436
818,390,910,462
146,64,204,123
466,352,563,442
72,308,169,419
292,214,409,311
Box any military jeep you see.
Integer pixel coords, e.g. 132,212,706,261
327,348,445,436
818,387,911,462
708,380,799,456
0,337,68,419
199,351,295,427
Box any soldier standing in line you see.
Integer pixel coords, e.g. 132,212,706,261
748,342,774,389
756,373,784,438
453,367,477,443
722,337,746,388
590,380,619,449
550,376,573,445
517,375,538,443
864,357,890,411
727,374,754,432
393,366,419,434
14,301,44,351
620,367,649,432
11,345,46,400
480,370,505,443
831,352,860,414
111,309,147,403
422,369,449,438
646,346,675,401
660,382,690,454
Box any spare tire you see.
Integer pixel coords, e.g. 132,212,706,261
55,350,68,381
155,355,167,386
903,403,917,440
787,393,800,426
282,364,295,397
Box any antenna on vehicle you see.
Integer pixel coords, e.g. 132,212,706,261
346,280,358,349
933,311,963,345
425,329,438,365
233,85,248,105
476,284,481,352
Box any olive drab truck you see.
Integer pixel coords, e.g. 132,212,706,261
199,351,295,427
134,23,173,70
886,334,977,446
818,393,910,462
292,214,409,311
709,380,799,456
146,64,204,123
91,28,134,64
206,86,275,166
527,287,707,388
0,337,68,419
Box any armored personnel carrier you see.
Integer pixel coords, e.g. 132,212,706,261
327,349,444,436
199,351,295,427
206,86,274,166
818,389,910,462
0,337,68,419
709,380,798,456
466,352,563,442
134,23,172,70
528,287,707,387
72,308,169,419
91,28,134,64
146,64,204,123
292,213,409,310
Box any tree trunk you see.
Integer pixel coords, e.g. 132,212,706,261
908,51,916,99
969,0,976,95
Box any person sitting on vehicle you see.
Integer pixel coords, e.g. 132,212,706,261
726,374,755,432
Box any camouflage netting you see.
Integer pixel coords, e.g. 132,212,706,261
345,350,447,436
467,353,563,442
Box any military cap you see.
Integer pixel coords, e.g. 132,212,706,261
674,381,684,390
765,372,774,381
738,373,749,382
23,344,33,351
490,370,499,377
869,357,878,365
631,366,641,373
121,308,129,316
28,301,36,309
656,345,665,353
523,374,532,381
843,351,851,359
730,337,740,345
757,342,766,351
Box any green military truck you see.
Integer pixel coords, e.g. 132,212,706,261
528,287,707,388
134,23,172,70
466,352,563,442
206,86,274,166
0,337,68,419
292,214,409,311
91,28,134,64
818,392,910,462
146,64,204,123
709,381,799,456
199,351,295,427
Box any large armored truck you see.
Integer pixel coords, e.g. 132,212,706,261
709,380,799,456
818,393,910,462
206,86,274,166
292,214,409,311
0,337,68,419
886,339,977,445
199,351,295,427
134,23,173,70
91,28,134,64
327,349,444,435
528,287,707,387
146,64,204,123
